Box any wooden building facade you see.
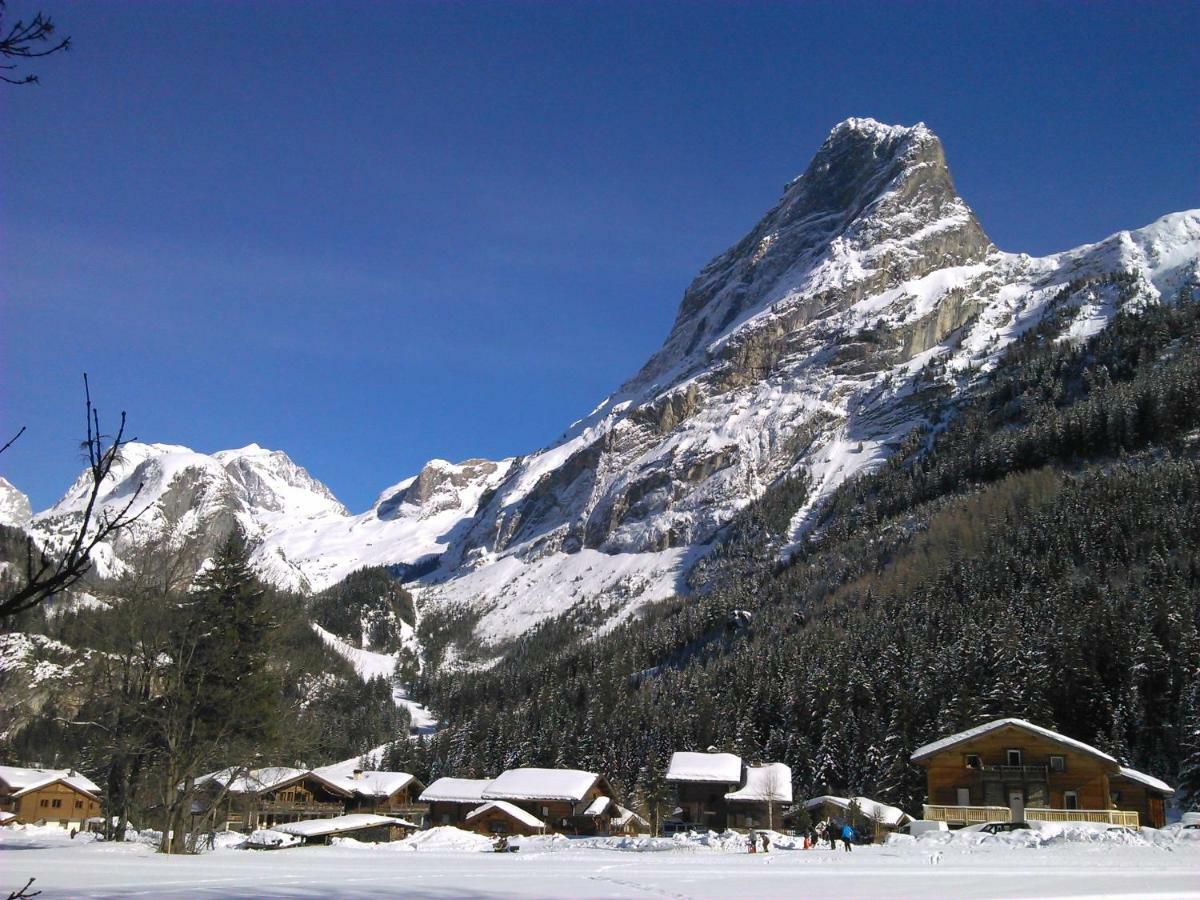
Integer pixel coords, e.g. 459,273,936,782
912,718,1173,827
0,767,102,829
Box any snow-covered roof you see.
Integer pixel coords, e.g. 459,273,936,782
193,766,351,797
1116,766,1174,794
0,766,100,798
311,767,418,799
272,814,414,838
665,752,742,784
483,768,599,803
910,719,1118,765
0,810,18,824
613,805,649,829
802,795,911,827
725,763,793,802
582,795,612,817
419,777,492,804
466,801,544,830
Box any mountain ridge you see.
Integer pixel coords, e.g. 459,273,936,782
13,118,1200,654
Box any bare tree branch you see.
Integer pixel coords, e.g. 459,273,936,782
0,0,70,85
0,374,148,618
0,425,26,456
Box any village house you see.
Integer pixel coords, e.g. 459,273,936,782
271,813,418,846
312,766,427,826
478,768,617,836
0,765,102,829
419,777,493,827
192,767,352,832
801,794,912,842
612,805,650,835
664,751,795,834
911,718,1174,828
724,763,793,831
664,751,743,832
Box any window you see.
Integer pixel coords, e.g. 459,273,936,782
1063,791,1078,810
956,788,971,806
1049,756,1065,773
40,799,49,808
542,807,549,817
75,800,83,809
1006,749,1022,767
51,799,62,808
1110,791,1122,805
965,754,982,769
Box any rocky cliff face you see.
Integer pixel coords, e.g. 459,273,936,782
17,119,1200,652
0,477,32,529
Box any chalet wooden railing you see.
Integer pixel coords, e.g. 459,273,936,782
1024,808,1139,827
979,764,1048,778
924,805,1139,827
256,800,344,814
923,805,1010,824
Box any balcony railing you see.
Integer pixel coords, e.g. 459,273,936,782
924,805,1011,825
978,764,1048,778
1025,808,1139,827
256,800,344,814
924,805,1139,827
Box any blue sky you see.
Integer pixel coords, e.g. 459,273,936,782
2,0,1197,511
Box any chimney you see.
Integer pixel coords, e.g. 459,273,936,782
352,768,364,780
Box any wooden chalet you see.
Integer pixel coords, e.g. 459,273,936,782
479,768,617,836
911,718,1174,827
0,765,102,829
272,813,418,845
724,763,793,831
664,751,795,833
312,766,428,826
1110,766,1174,829
193,767,351,832
664,751,743,832
612,805,650,835
464,800,546,837
801,794,912,842
419,777,492,827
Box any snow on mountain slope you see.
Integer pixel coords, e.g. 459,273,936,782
311,623,438,733
409,121,1199,645
21,119,1200,658
0,477,32,528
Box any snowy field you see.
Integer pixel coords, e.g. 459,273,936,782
3,823,1199,899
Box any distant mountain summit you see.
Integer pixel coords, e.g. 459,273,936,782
17,119,1200,653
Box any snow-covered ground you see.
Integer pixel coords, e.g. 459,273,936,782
4,823,1198,899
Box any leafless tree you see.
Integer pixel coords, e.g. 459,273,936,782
0,1,69,84
0,374,147,618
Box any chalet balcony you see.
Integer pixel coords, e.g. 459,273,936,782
256,800,345,814
978,764,1048,779
924,805,1139,827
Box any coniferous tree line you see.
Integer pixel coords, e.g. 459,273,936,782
384,277,1200,817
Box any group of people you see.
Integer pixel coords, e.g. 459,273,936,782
813,819,857,851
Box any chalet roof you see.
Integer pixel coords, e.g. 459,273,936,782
910,718,1118,765
802,794,911,827
466,800,544,830
194,766,352,797
483,768,599,803
613,805,649,829
1115,766,1174,794
419,777,492,804
312,767,420,799
665,752,742,784
272,813,415,838
582,795,612,817
0,766,101,799
0,811,16,824
725,763,793,803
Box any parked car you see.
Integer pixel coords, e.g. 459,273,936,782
978,821,1032,835
898,820,949,837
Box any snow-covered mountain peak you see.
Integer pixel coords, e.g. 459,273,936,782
0,476,32,528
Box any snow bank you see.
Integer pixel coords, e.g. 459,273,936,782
398,825,494,852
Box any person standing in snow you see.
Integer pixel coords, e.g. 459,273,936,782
841,823,854,852
760,832,770,853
